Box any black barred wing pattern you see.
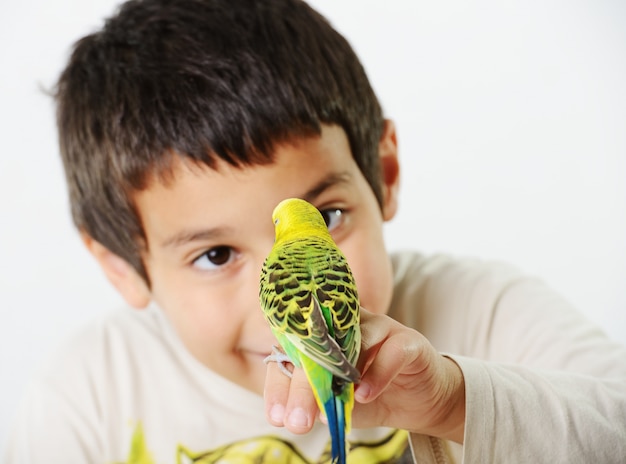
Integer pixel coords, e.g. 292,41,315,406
260,236,361,382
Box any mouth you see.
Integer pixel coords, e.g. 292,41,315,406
241,349,273,360
239,338,280,363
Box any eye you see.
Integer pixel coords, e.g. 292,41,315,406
319,208,344,231
192,246,235,270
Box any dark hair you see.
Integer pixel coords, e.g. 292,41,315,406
56,0,384,284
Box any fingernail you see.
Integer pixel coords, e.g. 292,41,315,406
355,382,371,402
287,407,310,428
270,403,285,424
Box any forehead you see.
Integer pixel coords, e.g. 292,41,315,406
133,125,363,246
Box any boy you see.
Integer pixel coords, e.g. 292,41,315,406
4,0,626,462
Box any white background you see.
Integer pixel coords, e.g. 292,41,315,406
1,0,625,454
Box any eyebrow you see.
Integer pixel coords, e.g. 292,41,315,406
159,172,352,249
301,171,353,203
161,226,233,249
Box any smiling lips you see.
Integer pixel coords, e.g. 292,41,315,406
241,348,274,360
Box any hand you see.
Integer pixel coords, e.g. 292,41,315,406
263,308,466,443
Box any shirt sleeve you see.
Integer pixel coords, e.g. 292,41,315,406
2,374,102,463
392,253,626,463
454,355,626,462
454,275,626,462
2,324,106,464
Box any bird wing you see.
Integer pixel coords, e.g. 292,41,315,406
260,240,360,382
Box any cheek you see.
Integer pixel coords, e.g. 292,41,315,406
356,259,393,315
152,277,238,354
344,235,393,316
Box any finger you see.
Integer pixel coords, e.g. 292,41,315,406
358,307,394,353
356,307,402,374
356,331,423,403
264,360,292,427
284,367,319,434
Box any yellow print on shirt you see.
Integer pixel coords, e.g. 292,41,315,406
120,422,412,464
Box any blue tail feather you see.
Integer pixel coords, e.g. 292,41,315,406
324,396,347,464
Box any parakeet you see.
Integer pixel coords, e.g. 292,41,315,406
259,198,361,464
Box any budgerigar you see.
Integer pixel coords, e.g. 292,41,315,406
259,198,361,464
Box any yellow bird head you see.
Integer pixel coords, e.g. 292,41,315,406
271,198,331,243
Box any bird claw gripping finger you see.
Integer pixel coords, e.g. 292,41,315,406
264,346,294,378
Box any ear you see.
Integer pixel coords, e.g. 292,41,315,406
81,232,151,309
379,119,400,221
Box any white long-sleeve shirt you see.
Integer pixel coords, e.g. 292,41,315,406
4,252,626,463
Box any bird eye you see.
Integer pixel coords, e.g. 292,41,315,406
320,208,343,231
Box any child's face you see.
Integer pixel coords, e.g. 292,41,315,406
132,124,399,394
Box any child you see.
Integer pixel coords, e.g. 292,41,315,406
4,0,626,462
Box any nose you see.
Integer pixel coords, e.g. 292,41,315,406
244,296,277,352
